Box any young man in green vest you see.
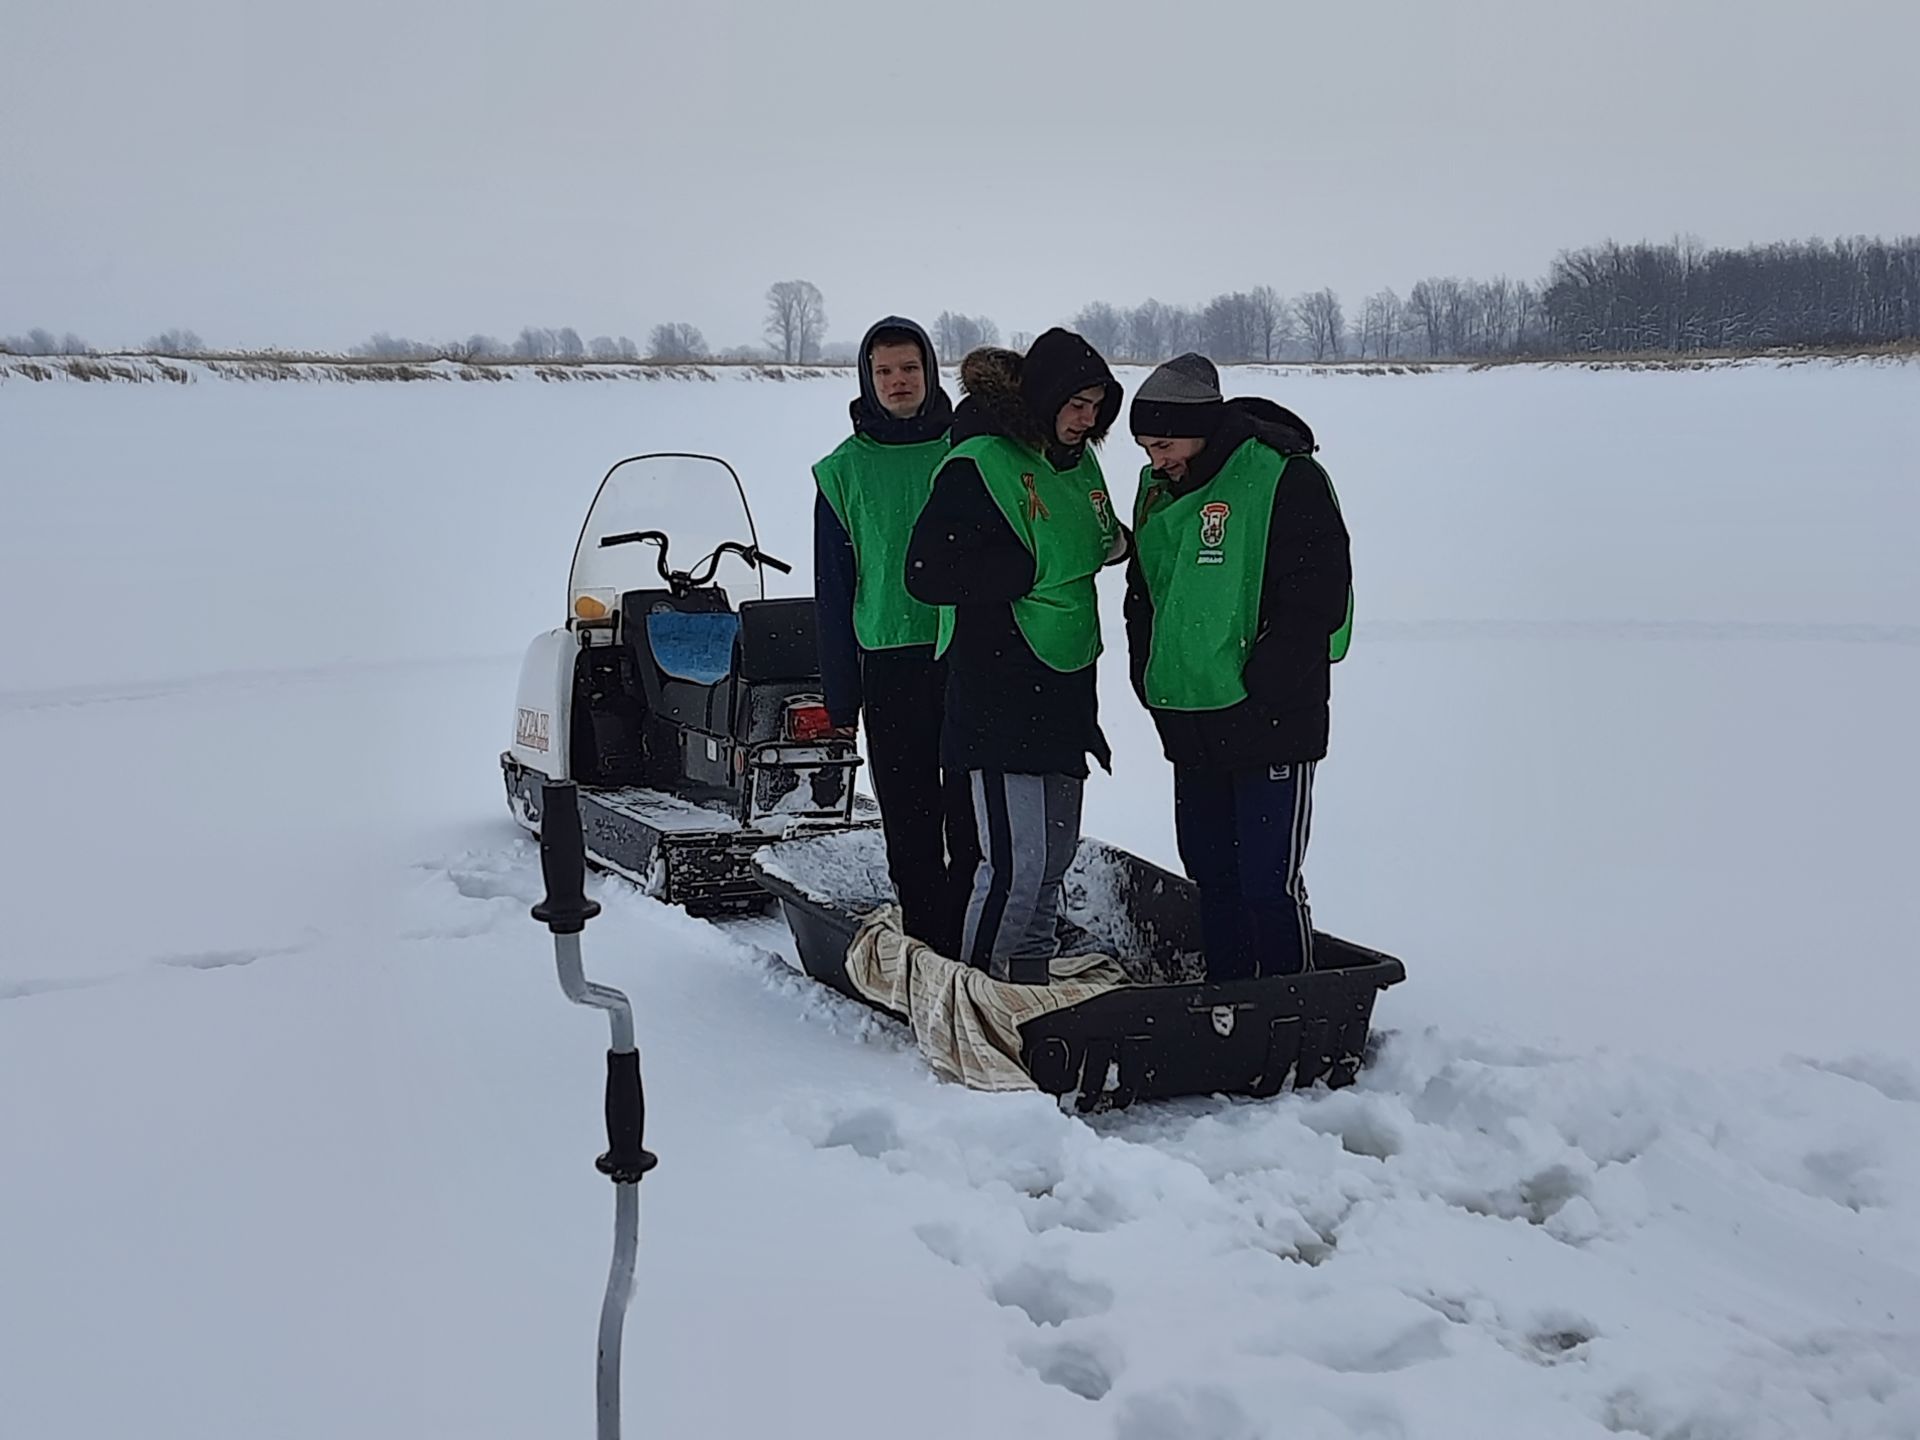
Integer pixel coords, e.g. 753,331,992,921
1123,353,1352,979
904,329,1126,983
813,316,979,955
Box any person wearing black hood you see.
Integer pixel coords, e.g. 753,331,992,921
1124,353,1353,981
904,328,1126,984
813,316,979,955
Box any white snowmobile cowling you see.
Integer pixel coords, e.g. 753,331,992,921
510,627,574,779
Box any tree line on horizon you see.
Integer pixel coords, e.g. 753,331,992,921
7,234,1915,365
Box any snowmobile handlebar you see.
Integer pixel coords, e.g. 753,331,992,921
597,530,791,589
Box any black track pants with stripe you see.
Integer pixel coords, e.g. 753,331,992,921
961,771,1083,985
1173,762,1316,979
862,648,980,957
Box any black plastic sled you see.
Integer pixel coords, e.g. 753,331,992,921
754,830,1406,1113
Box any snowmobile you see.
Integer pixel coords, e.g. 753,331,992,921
502,452,873,916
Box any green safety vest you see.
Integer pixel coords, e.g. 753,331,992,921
812,433,947,650
1133,440,1352,711
933,434,1117,673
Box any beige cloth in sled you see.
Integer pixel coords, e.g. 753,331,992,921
842,905,1132,1091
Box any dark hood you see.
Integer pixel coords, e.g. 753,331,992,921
949,329,1121,465
850,315,953,444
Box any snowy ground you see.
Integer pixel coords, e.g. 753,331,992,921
2,360,1917,1438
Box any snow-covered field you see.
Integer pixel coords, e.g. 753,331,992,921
2,359,1916,1438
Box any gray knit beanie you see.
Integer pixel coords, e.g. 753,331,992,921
1128,352,1225,439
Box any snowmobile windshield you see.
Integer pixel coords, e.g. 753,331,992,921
568,453,768,620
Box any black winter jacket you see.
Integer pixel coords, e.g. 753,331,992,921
904,337,1124,778
1123,397,1350,768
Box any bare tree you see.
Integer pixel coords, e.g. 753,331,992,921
1010,331,1035,350
352,332,440,360
3,328,90,355
765,279,828,363
589,335,622,361
512,327,555,361
1404,281,1442,357
1359,290,1402,360
145,328,206,354
1126,300,1170,362
555,327,586,361
1202,291,1268,362
1165,305,1204,355
1293,289,1345,360
1070,302,1127,358
935,312,1000,357
648,322,708,362
1249,285,1288,360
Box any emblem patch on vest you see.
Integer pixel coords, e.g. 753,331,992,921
1198,501,1231,563
1088,488,1110,528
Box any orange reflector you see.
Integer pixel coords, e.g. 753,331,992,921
573,593,610,620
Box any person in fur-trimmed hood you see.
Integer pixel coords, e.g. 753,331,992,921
904,327,1126,984
1123,352,1353,982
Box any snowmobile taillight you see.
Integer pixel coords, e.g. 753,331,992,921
571,589,615,622
784,701,834,743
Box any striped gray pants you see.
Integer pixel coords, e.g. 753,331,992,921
960,771,1083,985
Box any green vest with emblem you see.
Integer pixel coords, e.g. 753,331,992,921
812,433,947,650
933,434,1117,673
1133,440,1352,711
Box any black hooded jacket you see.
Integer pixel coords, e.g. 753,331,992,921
813,316,954,724
903,329,1125,778
1123,396,1351,767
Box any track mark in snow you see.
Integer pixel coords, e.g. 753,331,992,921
989,1262,1113,1327
1299,1090,1409,1160
1115,1385,1267,1439
1797,1054,1920,1103
0,975,110,1001
816,1106,903,1160
4,939,312,1000
1015,1333,1119,1401
152,945,294,971
1800,1143,1889,1212
1301,1314,1454,1374
912,1221,970,1268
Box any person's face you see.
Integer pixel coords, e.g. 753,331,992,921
1055,386,1107,447
869,341,927,418
1138,435,1206,480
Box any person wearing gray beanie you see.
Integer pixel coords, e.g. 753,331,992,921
1123,355,1354,980
1127,351,1227,440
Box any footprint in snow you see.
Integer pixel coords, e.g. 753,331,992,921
990,1261,1114,1327
815,1106,903,1160
1015,1333,1119,1401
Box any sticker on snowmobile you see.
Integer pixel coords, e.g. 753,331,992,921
516,707,551,753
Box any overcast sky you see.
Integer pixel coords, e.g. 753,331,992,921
4,0,1916,354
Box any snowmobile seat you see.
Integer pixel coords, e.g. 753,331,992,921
736,598,820,682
